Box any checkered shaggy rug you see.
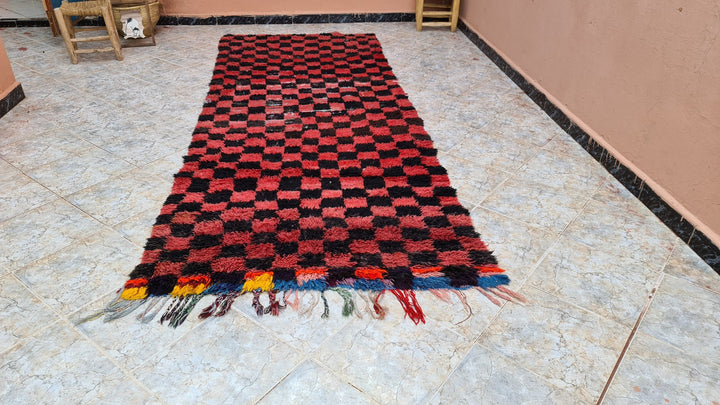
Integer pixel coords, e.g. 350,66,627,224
89,33,521,327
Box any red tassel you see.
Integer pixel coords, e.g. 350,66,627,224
371,290,386,319
199,295,223,319
264,290,283,316
391,290,425,325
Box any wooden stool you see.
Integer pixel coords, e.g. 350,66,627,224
54,0,123,64
416,0,461,32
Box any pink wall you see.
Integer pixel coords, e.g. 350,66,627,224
0,36,19,101
162,0,414,17
461,1,720,244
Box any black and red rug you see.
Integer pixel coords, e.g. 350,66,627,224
99,33,520,326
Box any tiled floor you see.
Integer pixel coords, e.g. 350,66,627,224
0,0,45,19
1,22,719,404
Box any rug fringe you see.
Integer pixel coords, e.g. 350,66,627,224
81,282,526,327
452,290,473,325
370,290,387,320
329,287,355,317
391,290,425,325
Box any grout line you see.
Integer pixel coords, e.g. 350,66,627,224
595,272,665,404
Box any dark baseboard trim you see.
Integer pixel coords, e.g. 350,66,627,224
0,83,25,120
0,13,415,28
156,13,414,25
457,20,719,274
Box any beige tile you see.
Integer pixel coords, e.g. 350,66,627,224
0,322,152,404
0,129,89,171
76,295,209,371
112,208,160,247
140,150,185,183
314,299,474,405
0,158,20,181
528,235,662,326
99,131,180,167
25,146,134,196
418,289,506,341
0,274,57,355
639,274,720,365
442,154,510,206
15,228,142,315
0,199,103,273
481,177,590,235
0,107,58,148
258,360,375,404
429,344,580,404
131,311,304,404
477,287,628,400
564,198,675,269
470,206,557,284
231,291,353,354
514,145,609,195
66,168,170,226
449,131,540,173
664,240,720,294
0,172,57,222
604,332,720,404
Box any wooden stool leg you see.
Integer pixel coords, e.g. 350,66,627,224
100,4,123,61
450,0,460,32
415,0,424,31
54,8,78,64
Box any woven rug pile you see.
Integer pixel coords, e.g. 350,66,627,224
89,33,521,327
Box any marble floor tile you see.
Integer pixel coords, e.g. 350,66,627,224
0,106,59,148
14,227,143,315
140,150,185,183
528,235,662,326
0,199,103,274
25,146,134,196
66,168,170,226
470,206,557,284
480,177,590,235
591,177,656,216
564,198,676,270
0,128,90,172
112,208,160,247
513,141,609,195
314,299,474,405
603,332,720,404
448,131,541,173
663,240,720,294
0,172,57,222
0,158,20,182
480,116,558,148
429,344,579,404
441,163,508,206
0,322,154,405
638,274,720,365
75,295,210,371
131,311,304,404
418,288,506,341
231,291,353,354
477,287,629,401
258,360,375,404
0,274,57,355
97,131,181,167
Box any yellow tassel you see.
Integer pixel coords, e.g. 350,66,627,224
170,282,210,297
242,273,274,293
120,287,148,300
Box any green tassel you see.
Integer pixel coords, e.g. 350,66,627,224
320,291,330,319
330,287,355,317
